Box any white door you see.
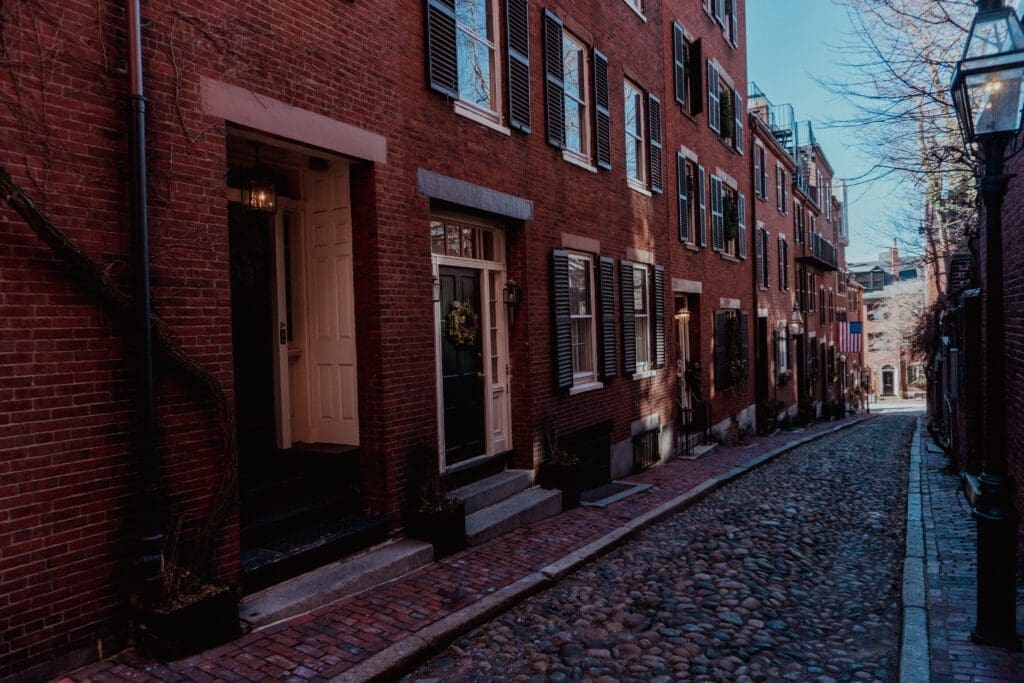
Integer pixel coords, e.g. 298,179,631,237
305,164,359,445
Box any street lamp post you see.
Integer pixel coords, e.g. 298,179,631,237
950,0,1024,650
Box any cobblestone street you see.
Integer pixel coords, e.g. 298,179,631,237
409,416,915,682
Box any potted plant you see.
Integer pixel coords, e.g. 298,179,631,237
405,445,466,559
135,536,240,661
537,428,582,510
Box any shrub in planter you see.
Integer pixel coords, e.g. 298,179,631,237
405,443,466,559
537,428,582,510
135,582,240,662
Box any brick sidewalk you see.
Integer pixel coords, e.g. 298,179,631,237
60,418,868,682
919,426,1024,682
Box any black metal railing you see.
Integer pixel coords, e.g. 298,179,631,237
797,232,838,271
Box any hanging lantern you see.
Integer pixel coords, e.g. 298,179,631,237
242,144,277,214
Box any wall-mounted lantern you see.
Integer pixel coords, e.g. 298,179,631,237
242,144,277,214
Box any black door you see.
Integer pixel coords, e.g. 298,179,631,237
754,316,769,411
440,266,485,465
796,335,807,395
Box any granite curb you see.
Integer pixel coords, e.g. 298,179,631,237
334,416,870,682
899,418,929,683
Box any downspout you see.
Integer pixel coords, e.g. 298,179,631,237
126,0,163,603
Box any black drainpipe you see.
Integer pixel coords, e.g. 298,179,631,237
126,0,163,603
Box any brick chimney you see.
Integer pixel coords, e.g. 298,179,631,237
891,239,900,282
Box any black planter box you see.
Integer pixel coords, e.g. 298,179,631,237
537,462,582,510
406,501,466,559
135,585,240,662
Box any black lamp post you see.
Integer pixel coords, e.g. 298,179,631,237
950,0,1024,650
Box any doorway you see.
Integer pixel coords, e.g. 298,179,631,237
754,316,769,427
882,365,896,396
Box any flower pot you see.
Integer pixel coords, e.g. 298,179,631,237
407,500,466,559
537,462,582,510
135,584,240,662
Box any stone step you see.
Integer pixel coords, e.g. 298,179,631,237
465,487,562,546
451,469,532,515
239,539,433,628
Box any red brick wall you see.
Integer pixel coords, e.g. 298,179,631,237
0,0,754,675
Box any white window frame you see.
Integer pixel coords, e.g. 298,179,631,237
621,0,645,19
452,0,504,125
624,79,648,190
568,252,599,384
562,31,592,164
633,264,652,372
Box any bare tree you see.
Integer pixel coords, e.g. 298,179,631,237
824,0,978,297
866,277,927,357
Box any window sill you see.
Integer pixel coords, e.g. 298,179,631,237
684,242,700,252
453,101,511,136
562,151,598,173
622,1,647,22
719,253,740,263
570,380,604,396
632,369,657,381
627,179,652,196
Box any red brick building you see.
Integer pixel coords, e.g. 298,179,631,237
0,0,857,677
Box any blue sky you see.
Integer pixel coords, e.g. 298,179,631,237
746,0,904,263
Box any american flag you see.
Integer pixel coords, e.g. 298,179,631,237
840,321,863,353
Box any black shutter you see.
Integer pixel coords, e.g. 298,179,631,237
672,22,686,107
425,0,458,98
689,39,703,114
755,227,764,287
648,94,663,194
753,145,761,197
506,0,531,133
654,265,666,368
698,165,707,247
733,87,744,154
543,10,565,148
593,49,611,170
714,311,727,390
551,249,573,390
740,313,750,375
677,154,690,242
599,256,617,379
620,261,636,376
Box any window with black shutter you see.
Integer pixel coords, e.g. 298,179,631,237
654,266,666,368
698,165,708,247
707,61,721,134
688,40,703,115
754,145,762,198
755,227,765,288
593,50,612,170
672,22,687,107
710,175,724,251
620,260,637,376
425,0,459,98
733,89,744,154
677,153,690,243
505,0,531,133
543,10,565,148
648,94,664,194
599,256,617,379
550,249,573,390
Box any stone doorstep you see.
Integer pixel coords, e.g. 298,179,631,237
464,487,562,546
677,443,718,461
451,470,532,516
238,538,434,629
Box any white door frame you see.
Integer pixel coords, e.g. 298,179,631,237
431,222,512,472
271,200,304,449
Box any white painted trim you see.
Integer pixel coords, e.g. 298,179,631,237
678,144,699,161
570,380,605,396
453,100,511,136
627,178,652,196
562,150,598,173
719,297,741,310
632,369,658,381
621,0,647,22
716,168,739,190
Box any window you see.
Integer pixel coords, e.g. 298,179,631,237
754,145,768,199
623,0,643,16
714,309,749,391
677,155,699,244
707,61,721,134
552,250,616,390
430,217,499,260
778,236,789,291
624,80,647,188
672,23,703,117
562,32,590,160
715,183,745,258
775,162,783,210
794,202,804,244
712,74,743,152
568,254,597,381
427,0,530,131
621,261,664,376
633,265,652,372
756,226,770,288
724,0,739,47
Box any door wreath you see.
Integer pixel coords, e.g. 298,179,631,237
446,300,480,347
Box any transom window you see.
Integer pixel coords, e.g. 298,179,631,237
430,217,500,261
455,0,497,112
624,80,647,187
568,254,597,381
562,32,590,159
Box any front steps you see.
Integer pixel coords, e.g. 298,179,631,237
453,471,562,546
239,539,433,629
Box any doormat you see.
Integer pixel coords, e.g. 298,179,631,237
581,482,652,508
